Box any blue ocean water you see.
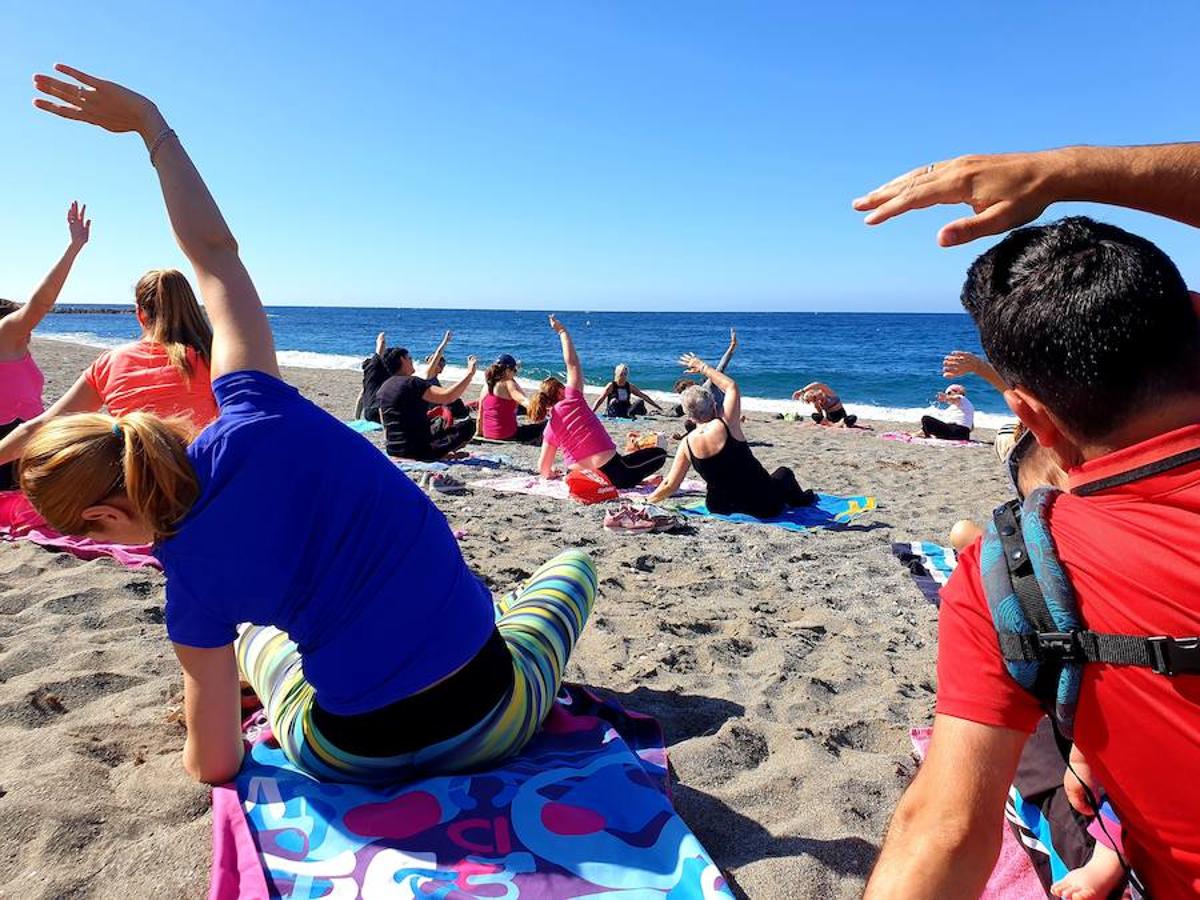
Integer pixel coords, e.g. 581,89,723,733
37,307,1009,425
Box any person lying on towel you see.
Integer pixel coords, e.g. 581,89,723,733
648,355,816,517
21,65,597,786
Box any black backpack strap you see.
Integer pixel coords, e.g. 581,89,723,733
999,631,1200,676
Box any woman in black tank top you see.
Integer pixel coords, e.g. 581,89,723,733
648,354,816,517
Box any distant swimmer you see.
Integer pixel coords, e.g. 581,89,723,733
793,381,858,427
592,363,663,419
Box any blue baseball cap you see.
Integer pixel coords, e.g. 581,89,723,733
494,353,519,369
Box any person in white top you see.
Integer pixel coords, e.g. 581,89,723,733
920,383,974,440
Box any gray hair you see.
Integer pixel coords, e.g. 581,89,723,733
681,385,718,423
614,363,629,379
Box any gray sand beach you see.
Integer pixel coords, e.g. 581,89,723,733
0,338,1012,898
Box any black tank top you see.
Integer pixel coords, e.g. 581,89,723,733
687,420,777,515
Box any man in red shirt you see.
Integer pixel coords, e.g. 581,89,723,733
856,144,1200,898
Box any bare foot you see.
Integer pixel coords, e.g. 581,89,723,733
1050,844,1125,899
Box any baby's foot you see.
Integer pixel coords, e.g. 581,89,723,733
1050,844,1125,900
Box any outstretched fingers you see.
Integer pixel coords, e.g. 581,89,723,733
54,63,102,87
33,98,84,121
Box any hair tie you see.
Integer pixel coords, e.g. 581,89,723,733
112,421,123,437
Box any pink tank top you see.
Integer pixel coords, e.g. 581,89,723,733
0,353,45,423
543,386,615,466
481,391,518,440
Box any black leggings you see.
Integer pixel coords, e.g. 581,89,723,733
607,399,647,419
408,418,477,461
921,415,971,441
812,406,857,427
494,421,547,444
0,420,21,491
598,447,668,489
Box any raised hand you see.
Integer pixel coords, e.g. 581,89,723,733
679,353,706,375
465,355,478,372
33,64,165,138
942,350,983,379
548,315,565,334
853,152,1059,247
375,332,387,356
67,201,90,247
730,328,738,347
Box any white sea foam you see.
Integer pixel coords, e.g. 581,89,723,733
42,334,1014,429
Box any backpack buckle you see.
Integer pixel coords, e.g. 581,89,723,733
1147,636,1200,676
1036,632,1080,663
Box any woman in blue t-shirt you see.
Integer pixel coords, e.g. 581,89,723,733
20,66,596,785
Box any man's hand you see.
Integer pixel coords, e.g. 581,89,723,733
942,350,984,379
853,151,1066,247
67,201,90,248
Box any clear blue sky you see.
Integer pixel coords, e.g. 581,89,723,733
2,1,1198,311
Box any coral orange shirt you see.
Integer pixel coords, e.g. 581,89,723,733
938,424,1200,899
84,341,217,427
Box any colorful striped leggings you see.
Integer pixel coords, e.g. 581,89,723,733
236,549,596,783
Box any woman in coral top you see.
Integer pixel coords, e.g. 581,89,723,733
529,316,667,488
0,201,91,490
0,268,216,467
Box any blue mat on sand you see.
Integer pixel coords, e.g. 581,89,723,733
396,453,511,473
678,493,876,532
345,418,383,434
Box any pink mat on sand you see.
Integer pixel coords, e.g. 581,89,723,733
910,727,1043,899
0,491,159,569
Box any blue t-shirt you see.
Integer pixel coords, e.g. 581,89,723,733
157,371,494,715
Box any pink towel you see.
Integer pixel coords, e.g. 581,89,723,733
909,727,1043,899
0,491,159,569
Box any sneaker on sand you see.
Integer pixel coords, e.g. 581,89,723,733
603,505,655,532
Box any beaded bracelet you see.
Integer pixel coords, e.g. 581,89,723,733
148,127,176,166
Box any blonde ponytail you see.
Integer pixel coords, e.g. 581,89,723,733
19,412,199,540
135,269,213,377
527,377,565,423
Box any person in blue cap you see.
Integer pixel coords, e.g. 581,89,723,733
479,353,546,443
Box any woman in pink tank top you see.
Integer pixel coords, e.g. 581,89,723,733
527,316,667,489
0,268,216,469
0,201,91,490
478,353,546,444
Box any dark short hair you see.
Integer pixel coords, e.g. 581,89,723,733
382,347,410,374
961,216,1199,440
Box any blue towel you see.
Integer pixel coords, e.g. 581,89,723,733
395,453,511,474
345,418,383,434
891,541,958,605
679,493,876,532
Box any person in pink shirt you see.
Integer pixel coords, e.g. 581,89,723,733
0,268,217,468
478,353,545,444
528,316,667,488
0,201,91,490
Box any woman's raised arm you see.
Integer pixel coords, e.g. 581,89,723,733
33,64,278,381
549,315,583,391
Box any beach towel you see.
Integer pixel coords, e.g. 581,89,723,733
880,431,984,449
210,684,732,899
677,494,876,532
0,491,159,569
474,475,707,502
911,727,1045,899
891,542,958,605
395,453,512,474
345,418,384,434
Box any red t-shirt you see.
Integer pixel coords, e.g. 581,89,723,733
84,341,217,428
938,424,1200,899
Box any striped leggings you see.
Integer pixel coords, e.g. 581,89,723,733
236,549,596,783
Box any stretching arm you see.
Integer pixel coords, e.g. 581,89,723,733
34,65,279,380
646,446,692,504
865,715,1027,899
0,202,90,352
424,357,478,405
681,353,740,422
549,315,583,391
427,330,452,374
855,143,1200,246
537,439,559,479
942,351,1009,395
0,374,103,465
591,383,613,413
630,384,663,410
